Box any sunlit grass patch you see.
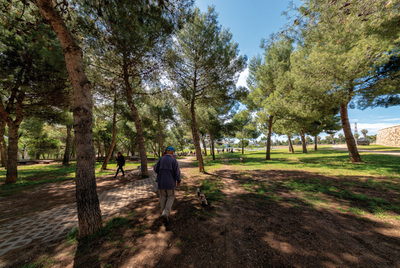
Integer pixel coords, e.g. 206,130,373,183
199,178,225,203
358,145,400,152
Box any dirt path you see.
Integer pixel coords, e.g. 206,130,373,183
2,157,400,267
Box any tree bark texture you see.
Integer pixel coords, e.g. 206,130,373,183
36,0,102,238
266,115,274,160
127,100,149,176
62,124,72,165
210,131,215,161
121,51,149,175
0,120,7,168
122,57,149,177
202,138,207,156
190,101,204,172
241,136,244,155
314,135,318,151
340,103,362,163
6,123,20,183
158,116,163,157
288,135,294,153
102,106,117,170
301,127,308,153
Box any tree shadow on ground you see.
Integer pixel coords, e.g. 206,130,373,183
5,167,400,267
153,168,400,267
212,149,400,176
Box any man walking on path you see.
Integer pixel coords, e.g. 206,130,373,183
153,146,181,225
114,152,125,178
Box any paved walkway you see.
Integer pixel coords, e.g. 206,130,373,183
0,171,157,257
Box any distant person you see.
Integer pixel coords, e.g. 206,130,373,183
153,146,181,226
114,152,125,178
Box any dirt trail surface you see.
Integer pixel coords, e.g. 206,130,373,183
0,169,157,259
1,157,400,267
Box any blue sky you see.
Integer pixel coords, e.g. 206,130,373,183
195,0,400,137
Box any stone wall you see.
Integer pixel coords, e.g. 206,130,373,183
376,125,400,147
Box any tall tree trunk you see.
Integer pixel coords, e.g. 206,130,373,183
62,124,72,165
266,115,274,160
210,131,215,161
190,100,204,172
122,56,149,177
102,97,117,170
288,135,294,153
0,120,7,168
202,137,207,156
36,0,102,238
340,103,361,163
314,135,318,151
4,89,24,183
158,116,163,157
241,136,244,155
301,127,308,153
6,122,20,183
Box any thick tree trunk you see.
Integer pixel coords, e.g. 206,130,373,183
202,137,207,156
314,135,318,151
266,115,274,160
210,131,215,161
122,56,149,177
62,124,72,165
340,104,361,163
102,105,117,170
241,137,244,154
301,127,308,153
129,102,149,176
288,135,294,153
5,123,20,183
36,0,102,238
190,101,204,172
0,120,7,168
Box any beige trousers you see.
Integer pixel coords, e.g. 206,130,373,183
159,189,175,217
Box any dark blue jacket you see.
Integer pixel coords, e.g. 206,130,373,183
153,154,181,190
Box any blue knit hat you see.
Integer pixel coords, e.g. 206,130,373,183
165,146,175,152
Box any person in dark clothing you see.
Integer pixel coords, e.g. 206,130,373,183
114,152,125,178
153,146,181,225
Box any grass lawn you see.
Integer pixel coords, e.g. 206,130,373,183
3,146,400,267
0,160,141,198
200,146,400,219
357,144,400,152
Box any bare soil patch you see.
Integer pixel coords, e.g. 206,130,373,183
2,158,400,267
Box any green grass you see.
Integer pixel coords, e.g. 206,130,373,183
0,161,140,197
205,147,400,177
212,147,400,220
199,177,226,203
357,145,400,152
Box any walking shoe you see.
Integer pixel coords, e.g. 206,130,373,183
162,214,169,225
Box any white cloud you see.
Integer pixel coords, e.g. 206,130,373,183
236,68,249,88
382,118,400,122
